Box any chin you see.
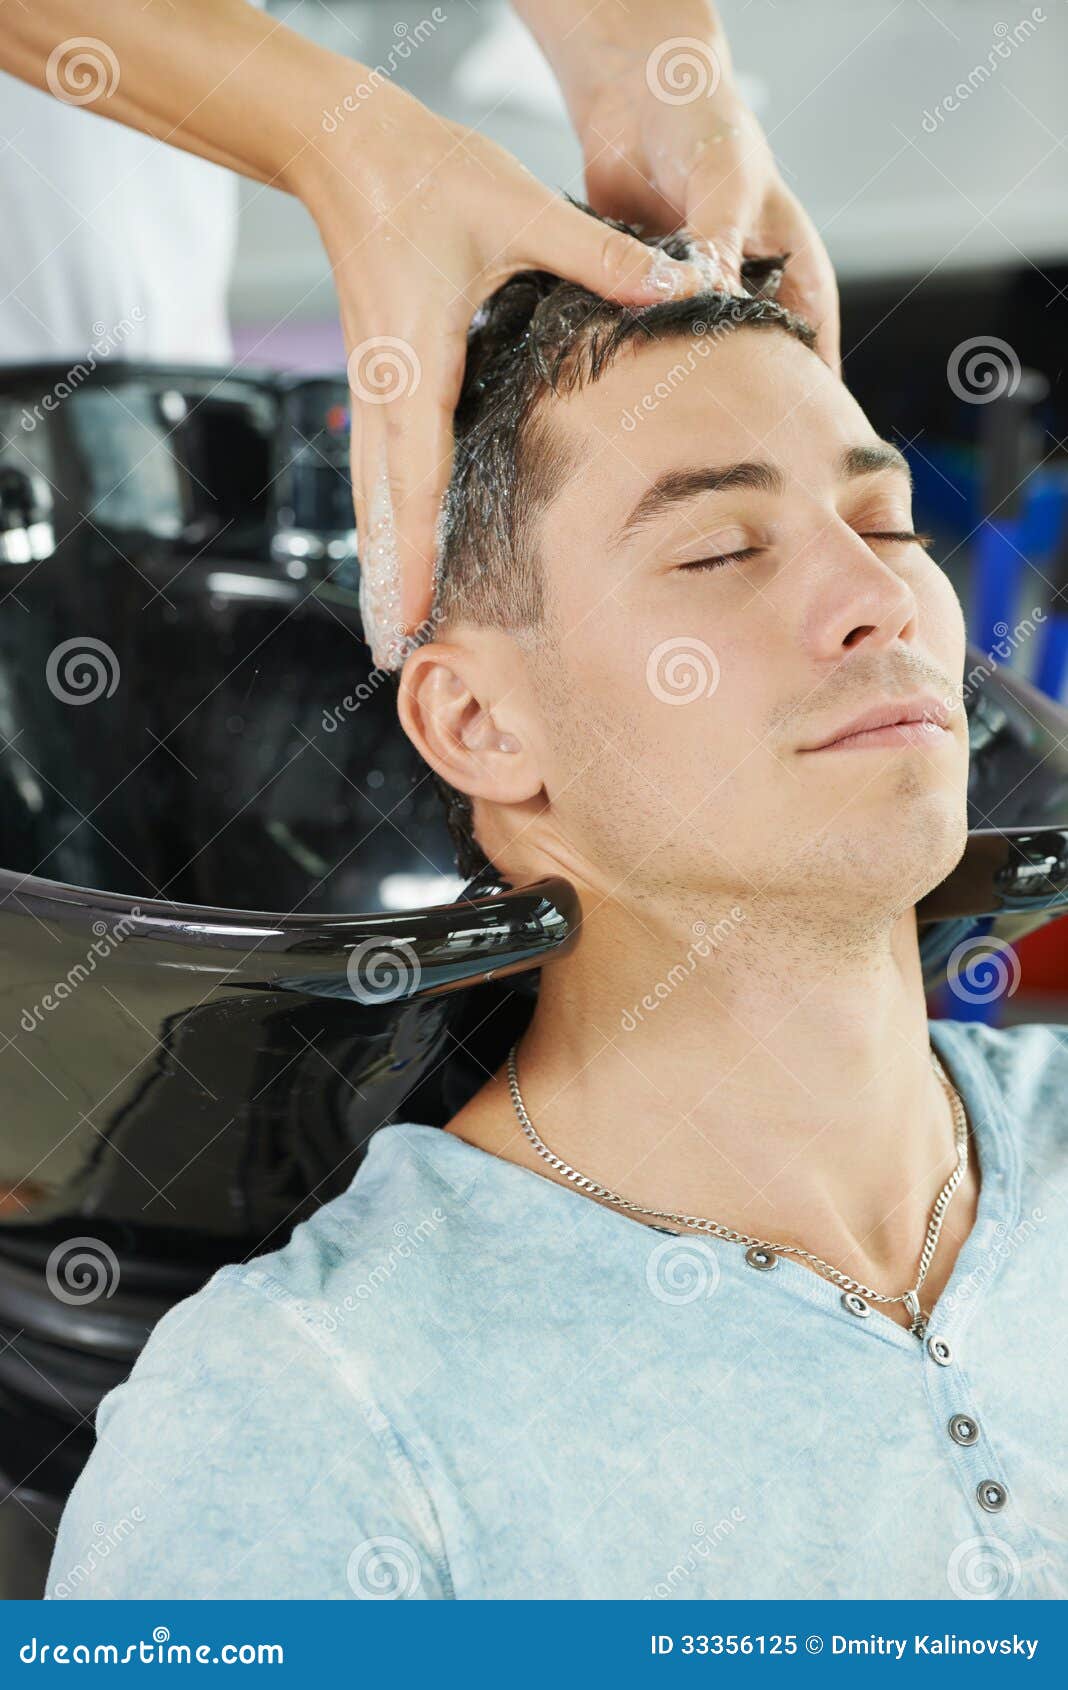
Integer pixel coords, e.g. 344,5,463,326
852,808,969,909
778,787,967,905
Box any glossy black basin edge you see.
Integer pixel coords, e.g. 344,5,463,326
0,867,581,1001
916,826,1068,921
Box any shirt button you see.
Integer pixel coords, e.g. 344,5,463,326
927,1334,953,1366
745,1245,778,1271
948,1413,980,1445
841,1291,871,1318
977,1479,1008,1512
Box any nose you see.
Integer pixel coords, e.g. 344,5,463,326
799,527,920,657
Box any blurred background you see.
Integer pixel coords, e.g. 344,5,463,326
1,0,1067,1596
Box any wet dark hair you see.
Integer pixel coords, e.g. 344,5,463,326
387,202,819,882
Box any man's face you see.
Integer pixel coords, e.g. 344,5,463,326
503,324,970,924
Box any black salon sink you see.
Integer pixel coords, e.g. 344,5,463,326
0,362,581,1528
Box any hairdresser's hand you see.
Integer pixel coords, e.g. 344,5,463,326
579,86,842,372
2,2,712,673
302,84,715,669
516,0,841,373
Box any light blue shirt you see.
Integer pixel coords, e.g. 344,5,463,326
46,1017,1067,1600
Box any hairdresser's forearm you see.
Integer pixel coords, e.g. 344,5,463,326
513,0,735,125
0,0,355,191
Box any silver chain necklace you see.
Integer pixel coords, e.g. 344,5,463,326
506,1039,969,1341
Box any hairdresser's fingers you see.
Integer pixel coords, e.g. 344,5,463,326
582,144,681,239
349,391,419,674
762,186,841,375
380,314,468,656
346,305,468,667
683,158,841,372
682,157,756,298
510,188,714,305
343,300,413,671
345,356,387,667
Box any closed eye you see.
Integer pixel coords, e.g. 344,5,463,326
676,530,934,574
675,547,763,573
864,529,934,549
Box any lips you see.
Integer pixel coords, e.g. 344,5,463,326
801,693,952,752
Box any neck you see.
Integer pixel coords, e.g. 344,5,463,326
507,889,969,1293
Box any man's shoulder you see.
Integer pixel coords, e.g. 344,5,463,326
252,1122,481,1303
936,1014,1066,1096
205,1122,493,1372
56,1123,469,1598
933,1015,1067,1161
130,1123,491,1398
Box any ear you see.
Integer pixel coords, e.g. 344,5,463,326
396,639,544,806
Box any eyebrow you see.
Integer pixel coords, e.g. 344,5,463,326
612,441,913,547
